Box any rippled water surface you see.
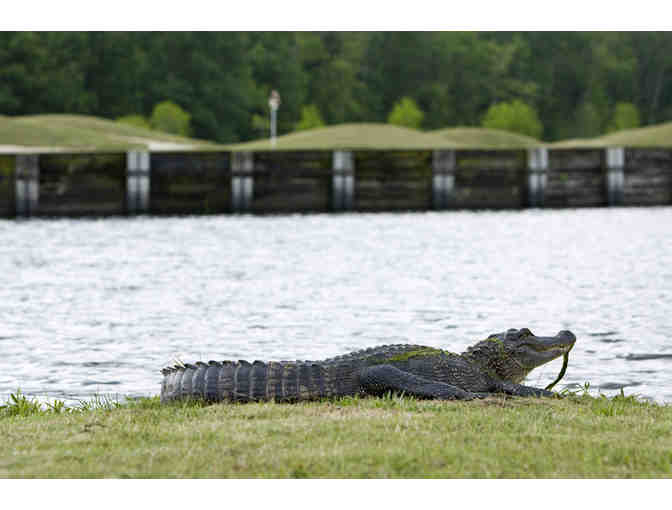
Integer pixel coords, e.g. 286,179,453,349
1,208,671,403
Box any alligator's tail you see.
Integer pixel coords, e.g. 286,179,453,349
160,360,359,403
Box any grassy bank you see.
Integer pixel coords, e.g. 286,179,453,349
225,124,543,151
551,121,672,148
0,114,217,152
225,123,458,151
430,126,540,148
4,114,672,153
2,391,670,478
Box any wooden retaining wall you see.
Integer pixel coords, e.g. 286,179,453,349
624,149,672,206
1,148,670,218
354,151,433,211
0,156,14,217
546,149,606,208
36,153,126,216
151,152,231,214
251,151,331,213
454,150,527,209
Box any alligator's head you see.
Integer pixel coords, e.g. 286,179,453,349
462,328,576,384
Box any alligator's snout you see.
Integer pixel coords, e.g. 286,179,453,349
556,329,576,343
528,329,576,353
556,330,577,347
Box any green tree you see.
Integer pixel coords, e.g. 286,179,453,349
629,32,672,124
149,101,191,136
0,32,95,115
82,32,146,118
295,105,325,131
573,101,603,138
298,33,370,125
140,32,256,143
250,114,269,138
607,102,641,133
387,97,424,129
481,100,542,138
116,114,151,130
493,32,594,141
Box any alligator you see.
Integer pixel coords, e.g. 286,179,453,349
160,328,576,403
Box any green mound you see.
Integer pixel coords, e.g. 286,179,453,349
226,123,457,151
0,114,217,152
552,121,672,148
430,126,541,148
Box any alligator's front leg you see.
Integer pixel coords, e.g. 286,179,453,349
498,381,555,397
358,365,487,400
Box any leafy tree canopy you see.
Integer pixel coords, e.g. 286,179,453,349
481,100,543,139
295,105,325,131
607,102,641,133
387,97,424,129
150,101,191,136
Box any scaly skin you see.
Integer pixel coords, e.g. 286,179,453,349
160,328,576,403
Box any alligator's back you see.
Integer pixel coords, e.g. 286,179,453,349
160,344,432,403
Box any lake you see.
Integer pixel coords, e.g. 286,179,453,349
1,207,671,404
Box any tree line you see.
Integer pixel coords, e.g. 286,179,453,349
1,32,671,142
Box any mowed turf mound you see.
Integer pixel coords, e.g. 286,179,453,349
226,123,458,151
552,122,672,148
0,114,217,152
431,126,541,149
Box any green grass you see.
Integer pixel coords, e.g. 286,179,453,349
4,114,672,153
0,114,218,152
0,391,123,417
232,121,672,151
430,126,541,148
225,123,458,151
551,121,672,148
2,389,670,478
228,124,544,152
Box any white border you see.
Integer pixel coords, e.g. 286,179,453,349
2,1,672,30
0,479,669,509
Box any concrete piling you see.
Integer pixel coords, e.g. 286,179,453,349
432,150,455,210
126,151,150,214
15,154,39,217
605,147,625,206
332,150,354,211
527,147,548,207
231,152,254,212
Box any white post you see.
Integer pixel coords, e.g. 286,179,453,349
527,147,548,208
268,90,281,149
15,154,39,217
332,150,354,211
432,150,455,210
605,147,625,206
270,108,277,148
126,150,151,214
232,152,254,213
